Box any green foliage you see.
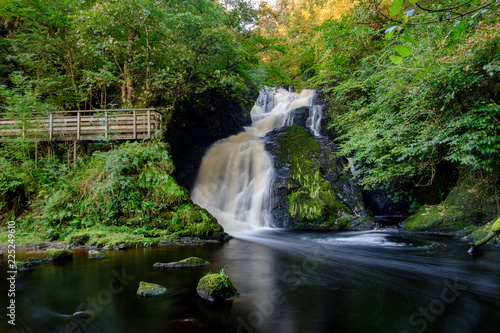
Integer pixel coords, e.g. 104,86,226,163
31,141,223,239
0,0,264,111
309,0,500,188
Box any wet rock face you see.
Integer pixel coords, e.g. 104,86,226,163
264,118,372,229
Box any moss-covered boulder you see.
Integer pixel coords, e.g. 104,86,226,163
88,250,106,259
196,269,237,302
24,257,43,264
154,257,209,268
136,281,167,297
264,125,371,229
16,260,34,271
44,248,73,262
404,171,500,235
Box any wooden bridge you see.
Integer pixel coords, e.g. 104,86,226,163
0,108,163,142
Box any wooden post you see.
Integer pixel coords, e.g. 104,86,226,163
147,109,151,138
49,113,53,141
104,111,108,139
77,111,81,140
73,140,77,167
133,110,137,139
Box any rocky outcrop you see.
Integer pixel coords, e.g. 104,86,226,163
264,116,373,229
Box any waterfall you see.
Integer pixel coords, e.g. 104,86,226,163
191,88,318,232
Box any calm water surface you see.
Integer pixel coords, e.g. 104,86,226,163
1,229,500,333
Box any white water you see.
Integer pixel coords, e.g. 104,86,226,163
191,88,319,232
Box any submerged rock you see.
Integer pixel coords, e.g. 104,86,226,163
16,260,34,271
136,281,167,297
44,248,73,262
24,257,43,264
88,250,106,259
154,256,209,268
196,270,237,302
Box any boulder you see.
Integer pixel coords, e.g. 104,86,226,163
154,257,209,268
24,257,43,264
44,248,73,262
16,260,34,271
136,281,167,297
196,270,237,302
88,250,106,259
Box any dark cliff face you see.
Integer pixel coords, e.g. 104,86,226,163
263,109,373,229
167,90,255,191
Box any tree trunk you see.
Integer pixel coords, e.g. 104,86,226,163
122,28,136,106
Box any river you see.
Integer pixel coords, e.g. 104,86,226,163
1,229,500,333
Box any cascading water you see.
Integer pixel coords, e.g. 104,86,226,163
191,87,319,232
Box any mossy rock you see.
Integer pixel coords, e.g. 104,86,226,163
44,248,73,262
24,257,43,264
196,272,237,302
154,257,209,268
16,260,34,271
88,250,106,259
67,233,91,246
491,216,500,233
136,281,167,297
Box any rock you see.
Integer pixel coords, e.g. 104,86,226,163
16,260,35,271
492,216,500,233
136,281,167,297
88,250,106,259
196,270,237,302
154,257,209,268
24,257,43,264
264,125,372,229
44,248,73,262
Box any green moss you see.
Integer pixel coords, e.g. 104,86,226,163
44,248,73,262
491,216,500,233
16,260,34,271
404,171,499,236
136,281,167,297
275,126,351,227
196,269,237,302
24,256,42,264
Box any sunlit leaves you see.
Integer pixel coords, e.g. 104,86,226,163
390,55,403,64
395,45,411,57
390,0,404,17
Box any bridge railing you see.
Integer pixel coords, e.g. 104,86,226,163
0,108,163,142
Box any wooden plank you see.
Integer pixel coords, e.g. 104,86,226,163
77,112,81,140
49,113,53,140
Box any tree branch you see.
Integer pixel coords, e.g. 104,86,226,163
415,0,473,13
407,1,496,26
